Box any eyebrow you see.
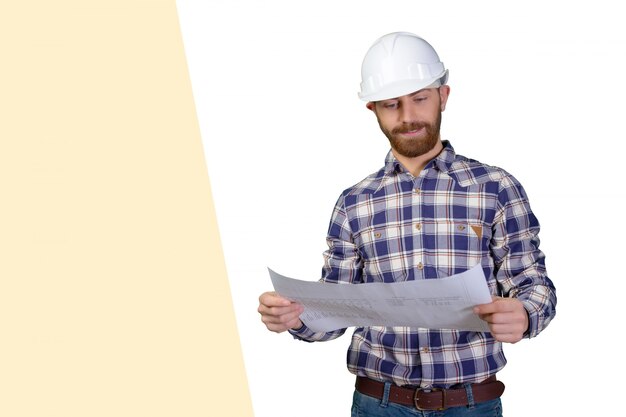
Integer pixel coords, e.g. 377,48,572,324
382,89,429,103
408,89,428,97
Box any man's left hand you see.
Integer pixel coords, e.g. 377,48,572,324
474,297,529,343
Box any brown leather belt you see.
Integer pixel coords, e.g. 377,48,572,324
355,375,505,411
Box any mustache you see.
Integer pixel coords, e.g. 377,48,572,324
391,122,430,135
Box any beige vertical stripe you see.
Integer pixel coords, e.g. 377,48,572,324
0,1,253,416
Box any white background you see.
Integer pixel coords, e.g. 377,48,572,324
177,1,625,415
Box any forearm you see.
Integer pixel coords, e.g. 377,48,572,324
287,196,360,343
512,274,556,338
495,234,556,337
491,175,557,338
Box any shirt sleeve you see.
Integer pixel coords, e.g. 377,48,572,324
490,174,557,338
322,193,364,285
289,193,362,342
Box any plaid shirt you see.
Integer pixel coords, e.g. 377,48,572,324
291,141,556,388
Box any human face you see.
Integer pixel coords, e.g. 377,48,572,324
368,87,449,158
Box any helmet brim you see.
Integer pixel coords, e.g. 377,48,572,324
358,70,448,102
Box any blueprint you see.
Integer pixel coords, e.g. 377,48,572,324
269,264,492,332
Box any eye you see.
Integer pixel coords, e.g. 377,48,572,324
413,96,427,103
382,102,398,109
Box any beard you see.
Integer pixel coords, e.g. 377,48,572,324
378,111,442,158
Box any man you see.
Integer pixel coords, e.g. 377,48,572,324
258,32,556,416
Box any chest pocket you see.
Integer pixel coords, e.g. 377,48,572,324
355,223,408,283
421,221,485,278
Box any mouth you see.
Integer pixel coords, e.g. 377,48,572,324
396,126,425,138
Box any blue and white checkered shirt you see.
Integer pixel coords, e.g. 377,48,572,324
290,141,556,389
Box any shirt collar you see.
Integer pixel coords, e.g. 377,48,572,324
383,140,456,176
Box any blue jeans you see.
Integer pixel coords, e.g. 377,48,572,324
351,388,503,417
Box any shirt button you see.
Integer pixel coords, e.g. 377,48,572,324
415,223,421,231
422,347,429,353
414,188,421,194
417,262,424,270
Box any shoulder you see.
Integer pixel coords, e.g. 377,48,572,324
341,167,387,197
447,152,516,188
448,151,531,208
328,166,389,214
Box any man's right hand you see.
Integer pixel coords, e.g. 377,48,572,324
258,291,304,333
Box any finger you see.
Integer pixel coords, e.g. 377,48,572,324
474,298,517,315
475,311,490,322
261,307,304,333
479,311,514,325
473,301,495,315
474,295,500,307
488,321,526,334
264,321,293,333
474,302,503,315
258,302,302,319
488,330,524,344
265,320,303,333
259,291,293,308
261,316,300,330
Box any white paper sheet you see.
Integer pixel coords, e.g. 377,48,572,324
269,264,492,332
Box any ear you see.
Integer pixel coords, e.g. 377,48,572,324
438,85,451,112
366,102,376,112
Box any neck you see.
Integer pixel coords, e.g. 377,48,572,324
392,140,444,177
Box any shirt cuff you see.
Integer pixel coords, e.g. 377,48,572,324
521,299,539,338
288,322,317,341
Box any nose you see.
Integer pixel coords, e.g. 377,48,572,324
399,98,416,124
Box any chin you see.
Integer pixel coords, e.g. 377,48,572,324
391,139,438,158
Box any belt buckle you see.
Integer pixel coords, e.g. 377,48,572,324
414,387,446,411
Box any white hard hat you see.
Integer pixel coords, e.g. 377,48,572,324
358,32,448,102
